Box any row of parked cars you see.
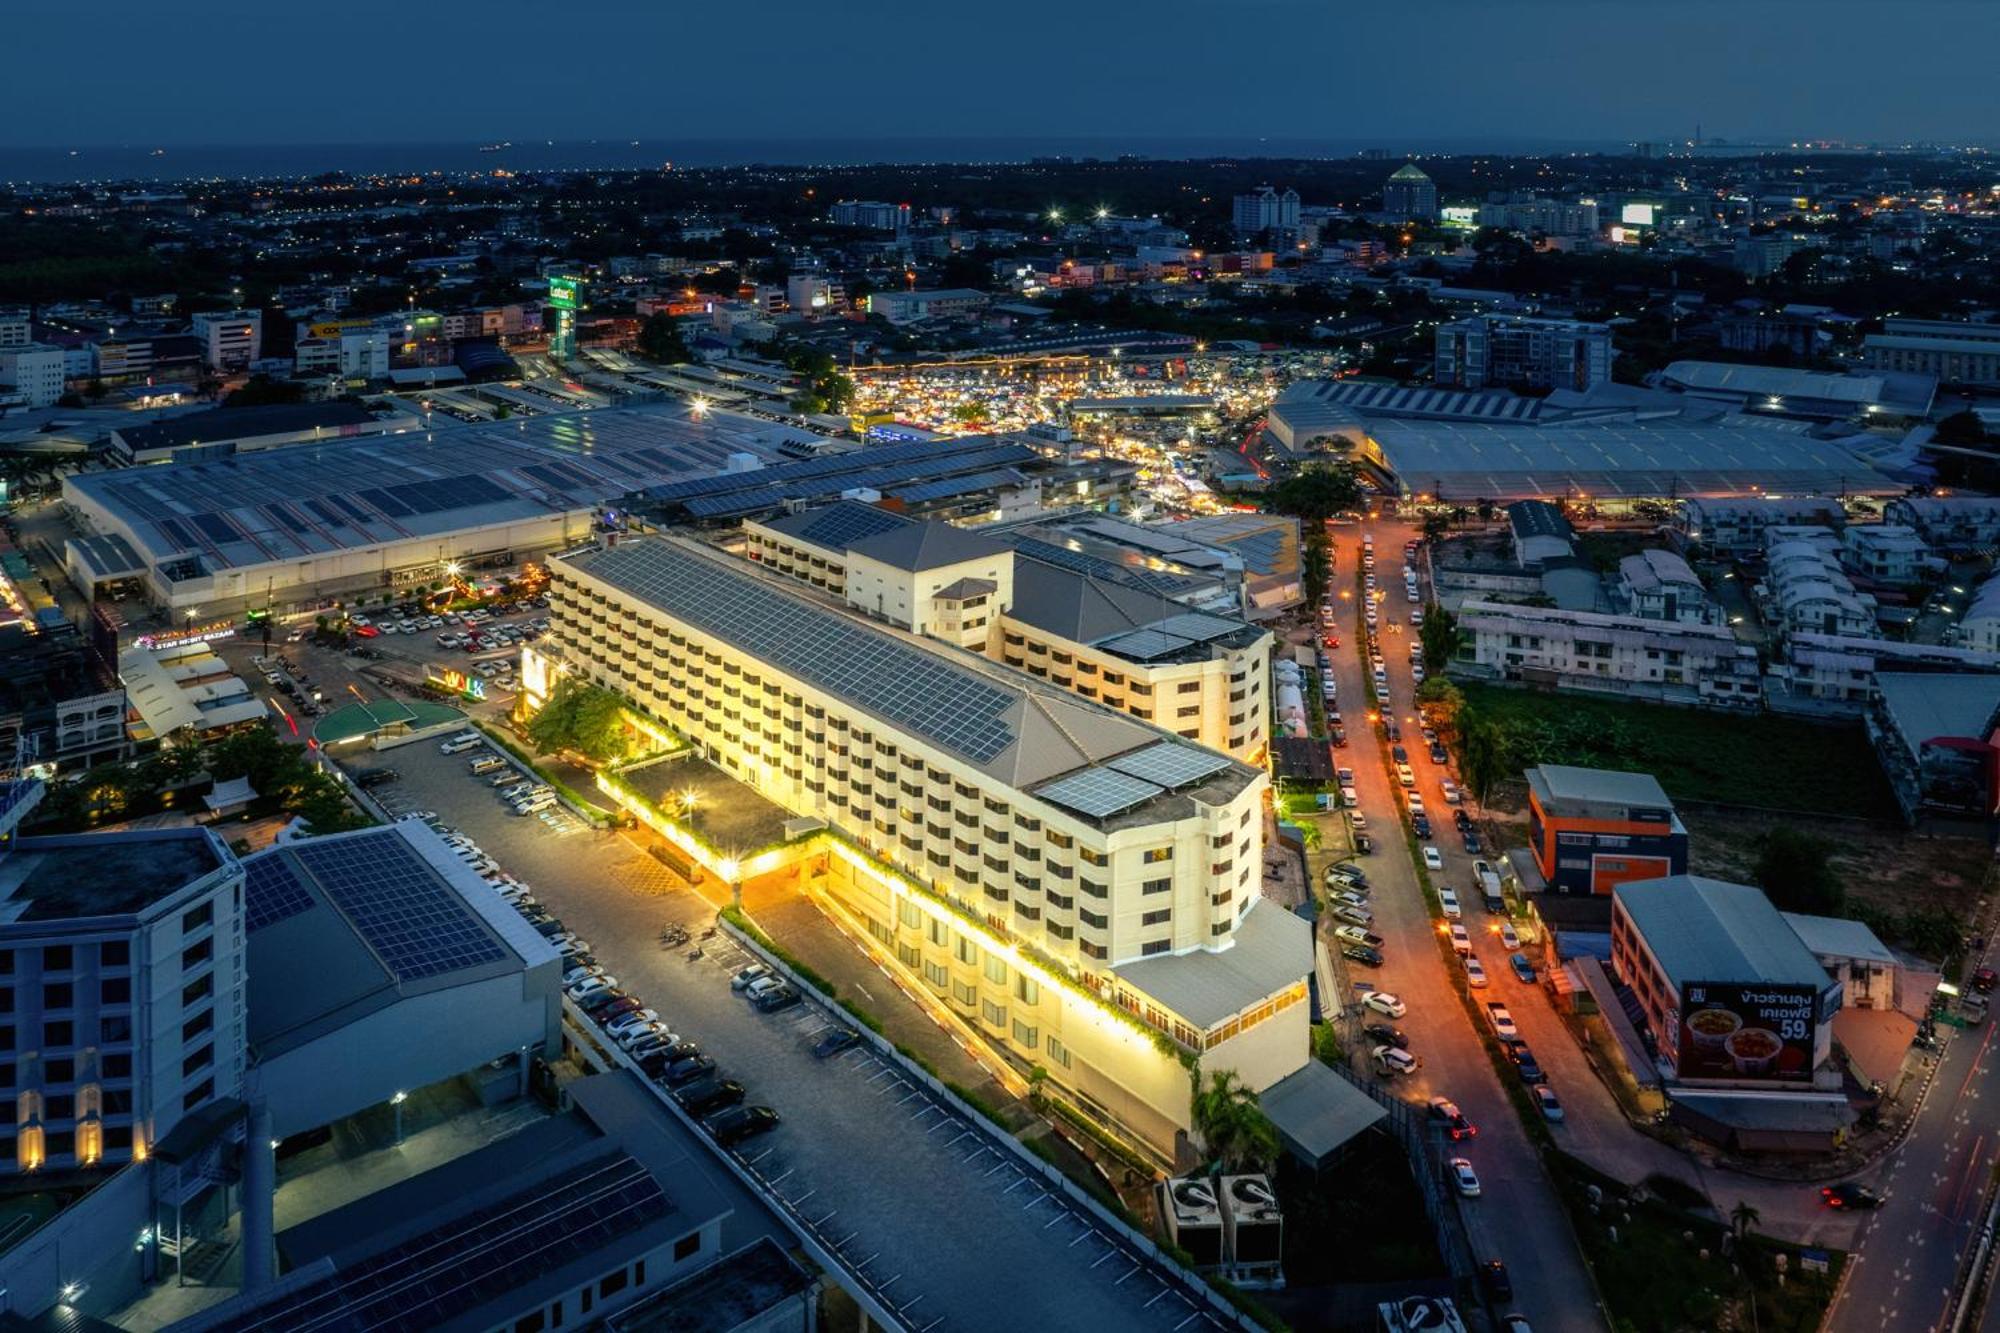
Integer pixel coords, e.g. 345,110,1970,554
439,732,557,816
410,805,787,1150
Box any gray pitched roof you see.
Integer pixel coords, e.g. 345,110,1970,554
1113,898,1312,1029
1874,671,2000,745
845,519,1009,571
1614,875,1833,991
1006,555,1191,643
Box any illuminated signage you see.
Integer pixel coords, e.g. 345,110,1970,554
1621,202,1659,228
547,276,581,311
135,621,237,651
425,665,487,701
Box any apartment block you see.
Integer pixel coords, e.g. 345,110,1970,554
0,783,245,1178
541,536,1309,1153
1884,496,2000,553
1676,496,1846,555
1762,532,1878,638
191,310,263,373
1455,598,1762,706
1525,764,1687,896
1433,314,1611,393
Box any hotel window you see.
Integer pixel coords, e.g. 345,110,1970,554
981,999,1006,1028
1046,1036,1072,1069
1012,1020,1039,1049
1141,940,1171,957
1014,974,1039,1005
1142,909,1171,927
1142,847,1172,864
952,979,977,1006
924,960,949,990
1142,878,1171,895
984,955,1008,985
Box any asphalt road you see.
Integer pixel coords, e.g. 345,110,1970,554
1317,518,1607,1333
1829,1002,2000,1333
358,738,1240,1333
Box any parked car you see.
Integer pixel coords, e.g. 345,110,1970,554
1499,922,1521,951
1335,925,1386,950
1485,1003,1518,1040
1364,1024,1408,1049
730,964,772,992
1438,888,1462,919
813,1028,863,1059
1480,1259,1513,1301
1449,1158,1482,1198
674,1078,746,1117
1341,943,1384,967
1422,846,1444,871
752,984,801,1013
1509,952,1537,984
1334,904,1374,928
1372,1045,1419,1077
1463,955,1489,988
1508,1043,1546,1084
661,1055,718,1086
1535,1086,1565,1122
706,1104,781,1146
1363,990,1406,1018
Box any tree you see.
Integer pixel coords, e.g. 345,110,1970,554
1415,677,1464,739
1189,1069,1280,1174
1420,511,1451,544
1458,711,1510,804
1418,605,1462,673
636,312,691,366
1729,1200,1761,1243
1266,463,1363,525
526,677,630,764
1934,409,1986,447
950,401,989,426
1301,531,1332,609
1752,827,1844,914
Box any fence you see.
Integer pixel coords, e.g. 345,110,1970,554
1323,1061,1478,1282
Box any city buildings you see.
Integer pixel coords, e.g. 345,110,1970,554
105,401,391,466
537,534,1310,1156
866,288,991,323
1840,523,1930,584
117,636,270,742
1862,316,2000,386
829,200,911,231
1453,599,1762,704
1676,496,1847,555
1885,495,2000,552
1614,549,1722,624
1761,530,1879,638
1232,186,1301,237
1433,314,1612,393
742,502,1275,761
1655,360,1937,423
190,309,263,373
1381,164,1439,222
0,345,66,408
1611,875,1848,1148
1524,765,1689,896
1476,194,1600,237
1776,632,2000,709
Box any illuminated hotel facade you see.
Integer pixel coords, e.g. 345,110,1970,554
534,535,1309,1156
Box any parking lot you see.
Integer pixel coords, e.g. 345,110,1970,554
352,738,1243,1333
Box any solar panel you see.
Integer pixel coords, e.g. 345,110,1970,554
293,832,508,981
793,501,911,550
1035,768,1165,820
1107,741,1233,790
242,852,315,931
581,542,1018,764
156,517,198,550
1094,628,1194,662
191,512,240,545
359,487,411,518
1152,611,1245,644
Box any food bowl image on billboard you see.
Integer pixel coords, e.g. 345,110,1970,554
1676,982,1817,1082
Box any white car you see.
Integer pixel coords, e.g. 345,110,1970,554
1500,922,1521,950
1440,779,1460,804
1449,922,1471,954
1486,1002,1518,1040
1422,846,1445,872
1363,990,1407,1019
731,964,772,992
1407,794,1426,817
1450,1157,1483,1198
604,1008,660,1037
1348,811,1368,830
1340,785,1359,806
1463,954,1489,988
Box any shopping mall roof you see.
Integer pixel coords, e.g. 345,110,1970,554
1613,875,1833,992
638,436,1043,521
243,821,557,1057
1366,416,1897,501
751,499,912,557
65,404,791,574
1660,361,1936,416
562,537,1261,822
109,401,380,456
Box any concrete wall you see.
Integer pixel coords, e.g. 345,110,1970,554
0,1161,151,1321
255,968,558,1138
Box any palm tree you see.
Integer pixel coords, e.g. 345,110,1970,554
1190,1069,1280,1174
1729,1200,1760,1242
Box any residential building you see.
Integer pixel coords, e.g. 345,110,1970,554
1777,632,2000,708
1717,312,1820,358
1780,912,1928,1018
1506,499,1576,569
1382,164,1438,222
1840,523,1929,584
829,200,910,232
1867,672,2000,822
1762,531,1878,637
1232,187,1301,238
1884,495,2000,553
190,310,263,373
1615,549,1721,624
1733,232,1806,278
1434,314,1612,393
785,274,844,314
1676,496,1846,555
867,288,991,323
1524,764,1688,897
1475,195,1600,237
1454,598,1763,706
1958,574,2000,653
0,782,247,1178
0,308,29,349
537,535,1310,1156
0,346,67,408
1611,875,1843,1093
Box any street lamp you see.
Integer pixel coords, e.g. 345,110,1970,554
391,1090,408,1144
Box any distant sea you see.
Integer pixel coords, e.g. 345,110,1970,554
0,136,1637,186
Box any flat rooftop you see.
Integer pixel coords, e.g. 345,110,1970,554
561,537,1261,828
1526,763,1677,815
616,754,799,852
640,435,1042,521
65,403,796,574
1113,897,1311,1030
0,828,227,922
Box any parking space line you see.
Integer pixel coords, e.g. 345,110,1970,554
1090,1249,1117,1269
896,1088,925,1105
1143,1287,1170,1308
1002,1177,1030,1195
1113,1263,1142,1287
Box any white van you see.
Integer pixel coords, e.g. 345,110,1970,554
514,793,556,816
440,733,482,755
469,755,507,775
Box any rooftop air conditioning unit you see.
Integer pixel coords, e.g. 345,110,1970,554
1159,1177,1224,1267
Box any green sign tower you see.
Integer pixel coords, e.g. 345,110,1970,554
548,274,582,360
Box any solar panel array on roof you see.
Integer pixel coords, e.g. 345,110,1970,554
578,541,1018,763
787,501,912,551
1152,611,1245,643
1034,767,1165,819
887,467,1031,505
1010,537,1205,597
1107,741,1233,789
1094,628,1196,661
203,1154,669,1333
242,853,315,932
292,835,507,982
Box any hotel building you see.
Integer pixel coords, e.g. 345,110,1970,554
536,535,1310,1157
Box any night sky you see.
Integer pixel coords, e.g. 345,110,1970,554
10,0,1997,149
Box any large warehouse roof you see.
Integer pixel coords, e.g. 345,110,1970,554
65,405,791,573
1367,416,1897,501
1614,875,1833,991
